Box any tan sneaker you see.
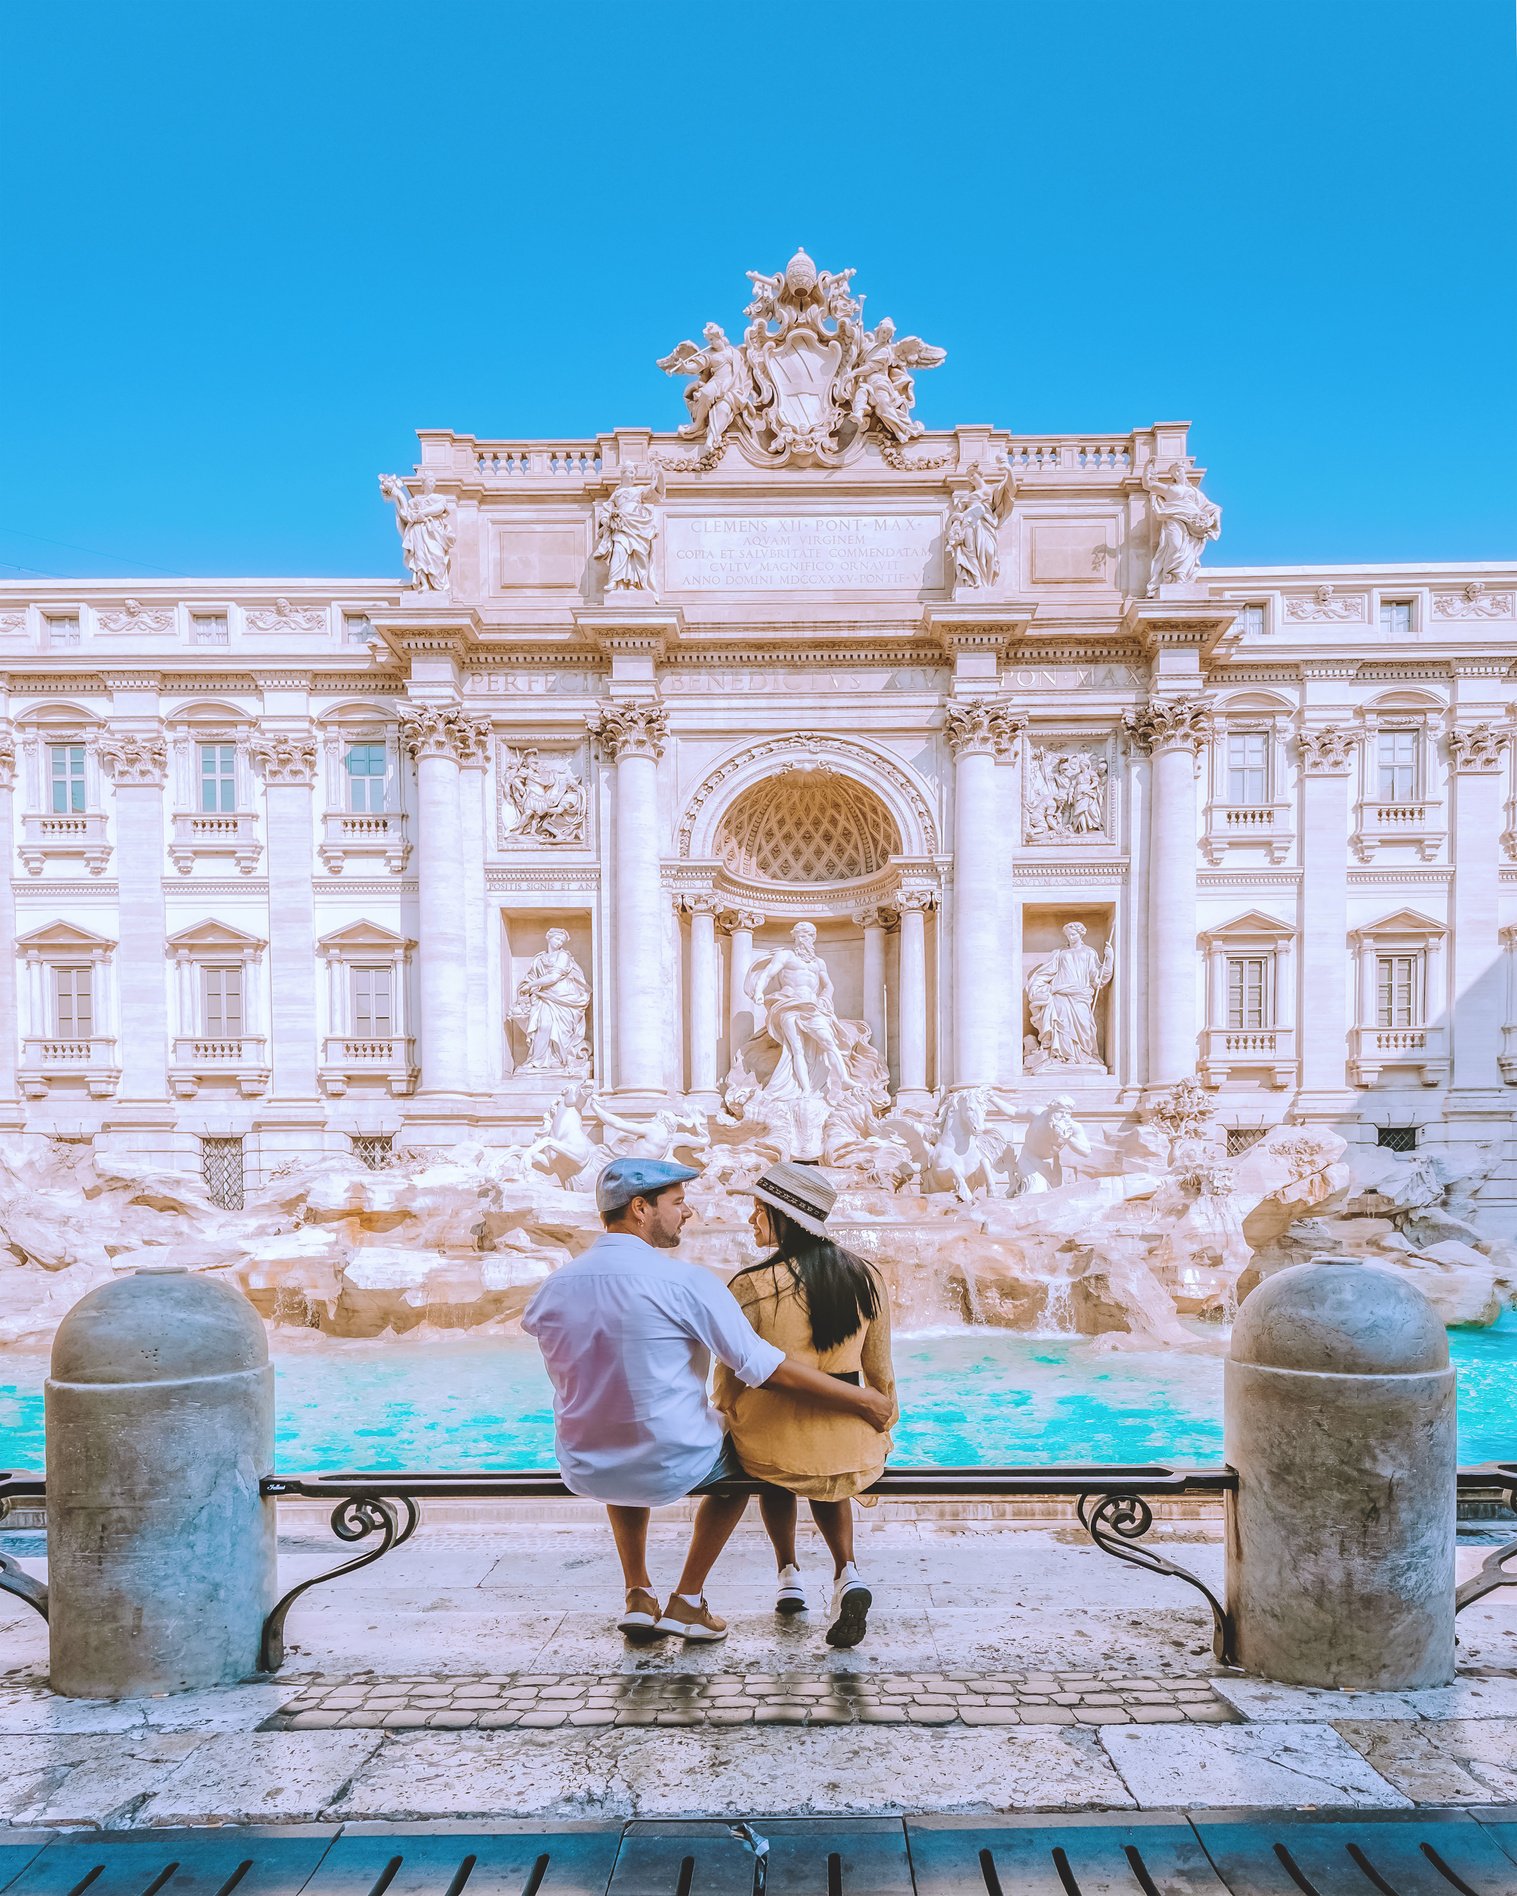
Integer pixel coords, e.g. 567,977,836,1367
655,1594,728,1642
618,1587,665,1644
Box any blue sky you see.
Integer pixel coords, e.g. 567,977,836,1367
4,1,1514,580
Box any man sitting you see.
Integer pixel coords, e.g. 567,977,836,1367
522,1157,893,1641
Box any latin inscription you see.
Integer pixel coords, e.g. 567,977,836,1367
665,513,941,592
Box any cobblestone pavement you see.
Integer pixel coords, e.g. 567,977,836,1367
270,1668,1240,1729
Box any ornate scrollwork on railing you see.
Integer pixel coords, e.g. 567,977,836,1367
259,1493,420,1673
1077,1491,1236,1666
1455,1465,1517,1617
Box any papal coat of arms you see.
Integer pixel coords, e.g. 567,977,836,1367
658,248,945,466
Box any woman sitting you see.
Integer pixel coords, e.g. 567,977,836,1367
714,1160,897,1648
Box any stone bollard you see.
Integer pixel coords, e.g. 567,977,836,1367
1225,1254,1456,1689
46,1265,276,1697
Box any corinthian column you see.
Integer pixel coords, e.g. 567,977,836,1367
852,908,889,1060
722,908,763,1062
399,704,473,1095
944,699,1023,1088
684,893,720,1098
250,729,319,1098
1447,723,1511,1096
896,888,934,1102
593,700,669,1094
1296,726,1357,1108
98,730,171,1100
1124,698,1211,1089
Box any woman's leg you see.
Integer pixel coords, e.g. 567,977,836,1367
758,1485,799,1570
807,1499,856,1577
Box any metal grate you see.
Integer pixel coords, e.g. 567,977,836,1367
201,1134,245,1210
1378,1124,1420,1153
352,1133,395,1171
612,1820,911,1893
1224,1128,1266,1157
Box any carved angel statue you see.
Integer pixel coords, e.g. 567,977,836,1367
511,929,592,1072
1025,922,1115,1071
592,462,664,592
1143,460,1221,594
945,463,1013,592
379,472,455,593
503,748,587,845
842,317,947,443
657,323,755,456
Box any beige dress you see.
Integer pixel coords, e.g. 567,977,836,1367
713,1261,897,1500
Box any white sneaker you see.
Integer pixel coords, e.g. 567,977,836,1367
775,1564,808,1616
826,1564,872,1649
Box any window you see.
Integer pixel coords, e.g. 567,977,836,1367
192,613,230,647
44,614,81,649
1376,953,1422,1029
1225,1128,1267,1156
1379,600,1413,639
346,742,388,813
200,965,244,1038
1378,1126,1419,1153
352,1132,394,1170
1377,729,1419,802
1235,603,1266,638
1226,731,1269,806
201,1136,245,1211
350,965,394,1038
49,744,86,813
52,966,93,1039
344,614,375,645
1226,956,1271,1030
198,743,238,813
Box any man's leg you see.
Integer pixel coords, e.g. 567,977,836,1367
671,1490,749,1599
758,1486,798,1569
606,1505,652,1591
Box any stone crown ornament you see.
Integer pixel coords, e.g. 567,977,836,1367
658,247,946,467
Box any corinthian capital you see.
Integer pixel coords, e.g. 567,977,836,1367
592,699,668,762
1447,723,1510,773
98,728,169,787
1122,697,1212,756
397,702,482,764
1296,725,1356,774
249,728,319,786
942,698,1025,760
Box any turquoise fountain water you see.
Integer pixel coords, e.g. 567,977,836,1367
3,1316,1514,1472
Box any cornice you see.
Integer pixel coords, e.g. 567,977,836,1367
1197,869,1302,889
1013,859,1129,881
486,866,599,891
1347,866,1454,885
317,879,419,896
13,880,121,898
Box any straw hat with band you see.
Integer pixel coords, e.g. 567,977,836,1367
752,1160,836,1238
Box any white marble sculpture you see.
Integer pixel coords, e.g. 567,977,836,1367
1142,461,1221,593
1023,746,1107,842
524,1081,602,1190
1026,922,1115,1071
1014,1096,1093,1193
659,249,944,466
592,463,663,591
919,1087,1010,1202
945,464,1013,592
591,1097,710,1168
379,473,455,593
501,749,587,845
511,930,591,1073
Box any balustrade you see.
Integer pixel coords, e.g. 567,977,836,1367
1349,1022,1449,1087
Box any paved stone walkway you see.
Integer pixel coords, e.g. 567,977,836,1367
271,1667,1241,1729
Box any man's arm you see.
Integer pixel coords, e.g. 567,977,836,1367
764,1357,893,1432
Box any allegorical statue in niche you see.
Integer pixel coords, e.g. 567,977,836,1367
945,464,1013,592
743,922,882,1101
592,462,664,592
1025,921,1115,1071
1024,746,1107,842
511,929,591,1073
1142,461,1221,594
502,748,587,846
378,472,455,593
656,323,755,456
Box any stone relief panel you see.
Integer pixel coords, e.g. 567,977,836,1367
244,598,328,635
1283,586,1367,622
1432,583,1514,619
1023,742,1110,843
497,744,589,847
97,600,174,635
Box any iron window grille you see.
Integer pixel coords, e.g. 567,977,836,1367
202,1134,246,1210
352,1133,394,1171
1224,1128,1267,1156
1378,1125,1419,1153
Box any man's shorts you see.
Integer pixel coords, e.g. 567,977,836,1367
689,1433,747,1494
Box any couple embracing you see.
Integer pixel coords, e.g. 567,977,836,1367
522,1155,896,1649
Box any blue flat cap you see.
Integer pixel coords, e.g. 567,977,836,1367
597,1156,700,1215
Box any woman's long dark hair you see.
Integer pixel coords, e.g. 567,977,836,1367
738,1206,881,1354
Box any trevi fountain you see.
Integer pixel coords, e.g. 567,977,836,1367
1,249,1515,1464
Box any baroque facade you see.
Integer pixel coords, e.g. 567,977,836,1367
2,252,1515,1224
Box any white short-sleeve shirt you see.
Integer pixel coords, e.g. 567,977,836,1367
522,1232,786,1506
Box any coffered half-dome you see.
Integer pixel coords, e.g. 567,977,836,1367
715,768,901,885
